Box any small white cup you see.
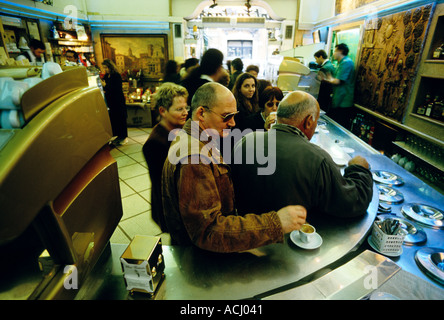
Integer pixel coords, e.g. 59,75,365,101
299,224,316,243
269,111,277,129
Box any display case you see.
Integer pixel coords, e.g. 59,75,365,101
0,14,43,62
48,22,94,66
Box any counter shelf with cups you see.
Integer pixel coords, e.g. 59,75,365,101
312,115,444,290
356,152,443,289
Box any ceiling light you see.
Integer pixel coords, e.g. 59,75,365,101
209,0,217,9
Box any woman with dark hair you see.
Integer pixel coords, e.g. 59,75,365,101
232,72,259,130
102,59,128,145
244,86,283,131
163,60,181,84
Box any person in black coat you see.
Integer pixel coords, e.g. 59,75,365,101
232,91,373,220
181,48,225,107
102,59,128,145
142,83,189,232
314,49,335,113
228,58,243,90
163,60,181,84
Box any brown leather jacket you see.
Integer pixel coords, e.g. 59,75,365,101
162,119,283,253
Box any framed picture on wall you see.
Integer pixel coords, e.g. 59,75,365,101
100,34,168,80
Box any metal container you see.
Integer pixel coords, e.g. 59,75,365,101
402,203,444,229
120,235,165,295
415,247,444,285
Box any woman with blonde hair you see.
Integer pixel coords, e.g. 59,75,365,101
102,59,128,145
142,83,189,232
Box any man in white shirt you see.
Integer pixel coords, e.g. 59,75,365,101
314,49,335,113
16,39,46,65
64,50,81,66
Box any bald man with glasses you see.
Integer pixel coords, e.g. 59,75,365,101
161,82,307,253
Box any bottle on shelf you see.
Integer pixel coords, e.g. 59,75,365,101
431,96,443,121
425,96,436,117
432,43,443,59
350,113,363,136
367,125,375,145
442,100,444,121
416,94,431,115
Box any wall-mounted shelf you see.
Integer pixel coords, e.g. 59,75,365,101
354,104,444,148
424,59,444,64
403,3,444,142
410,113,444,127
48,38,92,45
427,13,444,60
393,141,443,172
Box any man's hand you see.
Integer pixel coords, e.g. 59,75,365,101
348,155,370,169
277,205,307,234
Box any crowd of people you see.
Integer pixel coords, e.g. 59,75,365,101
18,40,369,253
137,44,373,254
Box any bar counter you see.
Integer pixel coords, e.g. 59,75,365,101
76,114,443,300
3,114,443,300
74,115,386,300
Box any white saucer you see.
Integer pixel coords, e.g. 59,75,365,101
367,235,403,257
290,230,323,249
341,147,355,154
332,157,348,166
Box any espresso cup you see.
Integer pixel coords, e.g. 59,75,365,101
299,224,316,243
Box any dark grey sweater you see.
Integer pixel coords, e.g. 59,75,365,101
231,123,374,219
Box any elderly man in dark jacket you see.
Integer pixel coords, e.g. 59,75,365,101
161,82,307,253
232,90,373,219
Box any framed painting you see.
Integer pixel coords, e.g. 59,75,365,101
101,34,168,80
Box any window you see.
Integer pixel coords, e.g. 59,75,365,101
285,25,293,40
227,40,252,59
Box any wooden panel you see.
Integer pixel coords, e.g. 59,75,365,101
354,3,435,122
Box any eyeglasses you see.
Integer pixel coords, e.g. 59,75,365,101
202,106,239,122
172,106,190,113
266,101,280,108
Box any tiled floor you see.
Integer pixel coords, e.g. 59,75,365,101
109,126,171,246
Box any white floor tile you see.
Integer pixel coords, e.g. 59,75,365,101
124,174,151,193
117,163,148,180
121,193,151,220
119,210,162,238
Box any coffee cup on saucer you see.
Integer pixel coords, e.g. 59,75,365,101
299,224,315,243
290,226,323,250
